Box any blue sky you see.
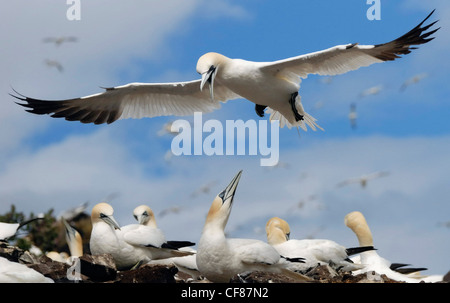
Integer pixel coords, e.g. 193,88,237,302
1,1,449,276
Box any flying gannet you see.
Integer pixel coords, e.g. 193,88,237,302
196,171,311,282
12,11,439,131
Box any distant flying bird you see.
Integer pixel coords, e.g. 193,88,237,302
400,72,428,91
13,11,438,131
359,84,383,98
42,36,78,47
337,171,390,188
190,180,218,199
157,121,180,136
44,59,64,73
348,102,357,129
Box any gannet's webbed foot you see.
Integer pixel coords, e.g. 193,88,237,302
289,92,304,122
255,104,266,117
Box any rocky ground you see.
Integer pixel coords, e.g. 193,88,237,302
1,241,449,283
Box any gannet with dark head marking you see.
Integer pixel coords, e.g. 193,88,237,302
133,204,201,280
90,202,194,270
196,171,310,282
266,217,374,273
12,11,439,131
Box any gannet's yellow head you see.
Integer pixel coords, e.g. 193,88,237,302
91,202,121,230
62,218,83,257
344,211,374,247
204,170,242,231
266,217,290,245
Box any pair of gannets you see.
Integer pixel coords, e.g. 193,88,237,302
89,203,195,270
345,211,443,283
196,171,310,282
265,217,374,273
13,11,438,130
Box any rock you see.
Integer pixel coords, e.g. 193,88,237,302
304,264,339,282
0,241,23,262
78,254,117,282
230,271,307,283
117,264,178,283
27,255,70,282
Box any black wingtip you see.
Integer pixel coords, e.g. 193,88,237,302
346,246,376,256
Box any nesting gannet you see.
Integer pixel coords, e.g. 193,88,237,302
266,217,374,273
0,257,54,283
133,204,200,279
0,216,43,241
90,202,194,270
196,171,310,282
13,11,438,131
344,211,439,283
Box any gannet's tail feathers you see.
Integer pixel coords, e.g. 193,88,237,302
266,95,324,131
267,107,323,131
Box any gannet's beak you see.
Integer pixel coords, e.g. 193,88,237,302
218,170,242,207
200,65,217,102
62,218,76,240
136,212,148,225
101,213,121,230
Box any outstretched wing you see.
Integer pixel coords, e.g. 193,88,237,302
261,10,439,82
12,79,241,125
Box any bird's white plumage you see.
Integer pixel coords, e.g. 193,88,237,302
196,171,310,282
0,222,20,241
0,257,54,283
90,203,193,270
132,204,200,279
344,211,441,283
13,11,438,130
266,217,364,273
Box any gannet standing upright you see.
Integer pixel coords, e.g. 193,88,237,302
13,11,438,131
266,217,374,273
344,211,439,283
90,202,194,270
196,171,310,282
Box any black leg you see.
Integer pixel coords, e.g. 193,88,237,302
289,92,304,122
255,104,267,117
